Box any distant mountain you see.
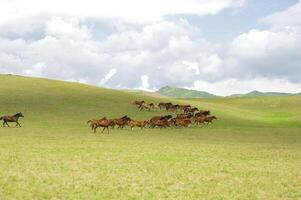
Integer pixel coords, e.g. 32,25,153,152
228,90,301,98
123,89,164,98
157,86,219,99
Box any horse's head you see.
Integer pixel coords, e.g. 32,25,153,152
16,112,24,117
121,115,131,121
166,115,172,119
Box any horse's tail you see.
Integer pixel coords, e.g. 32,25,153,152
0,116,3,121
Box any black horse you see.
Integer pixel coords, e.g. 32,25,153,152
0,112,24,127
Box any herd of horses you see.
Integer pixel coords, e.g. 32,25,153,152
87,101,217,133
0,102,217,133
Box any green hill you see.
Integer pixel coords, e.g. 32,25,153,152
0,75,300,199
228,90,300,98
157,86,219,99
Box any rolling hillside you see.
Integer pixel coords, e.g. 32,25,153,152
157,86,219,99
228,90,301,98
0,75,300,199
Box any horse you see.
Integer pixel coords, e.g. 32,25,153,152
133,100,145,109
139,104,151,111
87,117,106,130
167,104,180,113
149,118,171,129
110,116,132,129
0,112,24,127
149,103,155,110
173,118,192,128
184,107,199,114
150,115,172,123
204,116,217,124
158,102,172,110
176,113,193,119
88,117,110,134
129,120,149,130
195,110,210,117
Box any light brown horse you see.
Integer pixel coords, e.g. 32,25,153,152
87,117,110,133
173,118,192,128
0,112,24,127
129,120,149,130
133,100,145,109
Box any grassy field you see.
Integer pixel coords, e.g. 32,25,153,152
0,75,301,199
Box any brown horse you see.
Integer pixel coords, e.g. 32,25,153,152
158,102,172,110
204,116,217,124
133,100,145,109
110,116,132,129
149,118,171,128
129,120,149,130
87,117,110,133
139,104,151,111
195,110,210,117
173,118,192,128
0,112,24,127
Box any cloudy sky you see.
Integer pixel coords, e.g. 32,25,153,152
0,0,300,95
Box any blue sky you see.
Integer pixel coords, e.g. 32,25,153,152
170,0,298,42
0,0,300,95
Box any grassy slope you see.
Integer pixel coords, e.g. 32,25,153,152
0,75,301,199
157,86,219,99
229,90,300,98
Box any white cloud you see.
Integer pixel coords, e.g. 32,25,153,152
0,0,244,23
1,0,301,95
183,61,200,75
0,19,218,89
224,28,301,82
23,62,46,76
191,78,301,96
45,17,91,40
138,75,151,91
99,68,117,86
261,0,301,30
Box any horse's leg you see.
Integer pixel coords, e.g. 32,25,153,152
5,121,10,127
101,127,105,133
107,127,109,134
16,121,21,127
3,120,6,127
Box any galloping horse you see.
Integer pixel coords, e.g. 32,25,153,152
87,117,111,133
0,112,24,127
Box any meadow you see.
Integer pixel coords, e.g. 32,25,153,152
0,75,300,199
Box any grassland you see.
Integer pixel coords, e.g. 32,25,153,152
0,75,300,199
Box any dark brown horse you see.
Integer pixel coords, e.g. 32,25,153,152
195,110,210,117
0,112,24,127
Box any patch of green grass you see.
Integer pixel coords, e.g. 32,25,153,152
0,75,301,199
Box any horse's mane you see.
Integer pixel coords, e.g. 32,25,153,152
13,112,22,117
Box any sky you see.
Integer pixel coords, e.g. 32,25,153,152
0,0,300,96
